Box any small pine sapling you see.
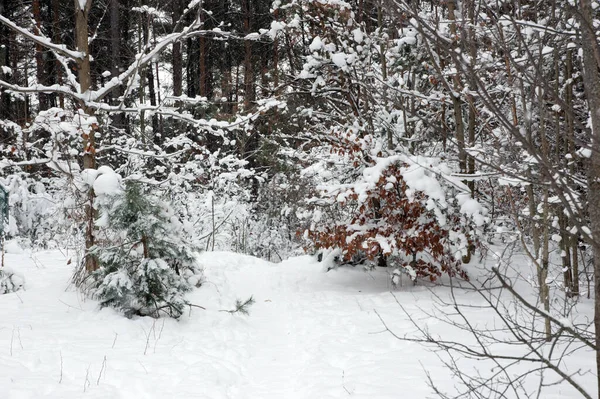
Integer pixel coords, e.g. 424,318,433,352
90,182,203,318
220,296,255,315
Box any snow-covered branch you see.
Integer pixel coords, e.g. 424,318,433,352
0,14,84,60
92,27,200,102
0,80,82,102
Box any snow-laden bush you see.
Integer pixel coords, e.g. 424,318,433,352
301,132,486,282
87,170,202,318
233,173,308,261
0,266,25,294
0,174,61,247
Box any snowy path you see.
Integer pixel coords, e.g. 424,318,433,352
0,249,593,398
189,253,437,398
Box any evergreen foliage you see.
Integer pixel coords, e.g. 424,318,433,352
221,296,255,316
90,183,202,318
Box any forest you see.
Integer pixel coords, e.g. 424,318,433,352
1,0,600,397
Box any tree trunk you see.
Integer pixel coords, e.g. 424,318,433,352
272,8,279,93
199,11,208,100
75,0,97,272
565,47,580,298
377,0,391,149
0,0,11,132
538,65,553,340
242,0,254,110
33,0,49,111
172,0,183,98
143,19,158,138
109,0,125,130
109,0,119,86
466,0,476,197
540,188,552,341
447,0,467,177
578,0,600,395
52,0,64,108
75,0,92,102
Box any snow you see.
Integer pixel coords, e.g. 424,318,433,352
4,239,24,254
457,195,487,226
268,21,286,39
331,53,347,68
0,250,432,397
0,249,594,398
309,37,323,52
244,32,260,41
541,46,554,56
93,167,122,197
577,148,592,158
80,169,99,188
352,29,364,44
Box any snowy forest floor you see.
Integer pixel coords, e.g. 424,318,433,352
0,246,595,398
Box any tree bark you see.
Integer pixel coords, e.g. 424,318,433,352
447,0,467,177
109,0,126,131
33,0,49,111
199,6,208,100
52,0,64,108
75,0,97,272
242,0,254,109
578,0,600,395
466,0,476,197
172,0,183,98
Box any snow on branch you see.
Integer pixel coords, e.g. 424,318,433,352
93,26,271,103
0,158,52,170
0,80,83,102
92,27,200,102
0,15,84,61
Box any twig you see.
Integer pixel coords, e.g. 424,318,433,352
59,351,63,384
59,299,83,311
138,361,148,374
492,267,596,350
143,320,157,356
342,370,352,395
97,355,106,385
154,320,166,354
188,303,207,316
83,364,91,392
16,327,23,350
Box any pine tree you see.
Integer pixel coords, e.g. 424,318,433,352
90,182,202,318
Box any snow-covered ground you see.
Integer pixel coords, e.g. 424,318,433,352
0,248,595,398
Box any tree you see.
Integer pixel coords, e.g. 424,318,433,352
377,0,600,395
0,183,7,267
377,245,596,398
577,0,600,395
0,0,276,274
87,173,202,318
